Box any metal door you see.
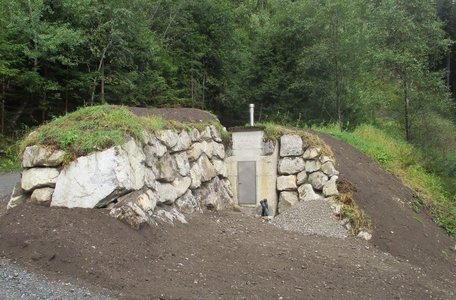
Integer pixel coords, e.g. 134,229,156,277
238,161,256,205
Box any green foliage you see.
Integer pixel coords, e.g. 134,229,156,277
0,135,20,173
317,124,456,238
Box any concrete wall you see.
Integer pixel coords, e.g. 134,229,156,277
226,130,279,216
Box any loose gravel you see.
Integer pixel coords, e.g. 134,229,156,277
272,199,348,238
0,258,113,300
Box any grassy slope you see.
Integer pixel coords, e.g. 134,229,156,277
316,124,456,238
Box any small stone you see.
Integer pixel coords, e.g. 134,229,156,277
298,184,323,201
278,157,305,175
321,161,339,177
323,176,339,196
189,128,201,142
156,130,179,149
22,168,60,191
330,203,342,216
308,171,328,190
22,145,66,168
357,231,372,241
30,187,54,206
278,191,299,213
303,147,320,160
210,125,222,142
305,160,321,173
144,137,167,158
172,130,192,152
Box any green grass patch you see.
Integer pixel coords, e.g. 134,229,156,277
0,135,21,173
20,104,225,161
316,123,456,238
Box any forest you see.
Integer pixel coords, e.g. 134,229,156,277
1,1,455,190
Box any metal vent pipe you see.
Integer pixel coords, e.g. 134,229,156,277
249,104,255,126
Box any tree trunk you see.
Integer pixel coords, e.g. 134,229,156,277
447,55,451,88
1,80,5,134
27,0,39,69
335,60,342,130
101,62,105,104
403,79,410,141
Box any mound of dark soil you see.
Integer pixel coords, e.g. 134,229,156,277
316,132,455,270
128,107,218,123
1,204,455,299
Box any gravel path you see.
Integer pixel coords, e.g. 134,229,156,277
272,199,348,238
0,258,113,300
0,172,20,197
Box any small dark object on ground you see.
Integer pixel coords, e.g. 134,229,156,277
260,199,269,216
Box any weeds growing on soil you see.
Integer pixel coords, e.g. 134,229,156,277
316,124,456,238
0,135,20,172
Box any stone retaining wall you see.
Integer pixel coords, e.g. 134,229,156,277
8,125,233,229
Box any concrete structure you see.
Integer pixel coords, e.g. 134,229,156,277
226,128,279,216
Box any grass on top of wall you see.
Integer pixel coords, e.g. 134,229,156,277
315,123,456,239
20,105,224,161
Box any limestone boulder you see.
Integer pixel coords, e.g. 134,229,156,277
305,160,322,173
174,152,190,177
280,134,303,157
153,207,187,225
155,130,179,149
144,137,167,158
298,184,323,201
320,156,333,164
308,171,328,190
110,201,149,229
156,182,178,205
197,155,217,182
172,176,191,199
303,147,321,160
296,171,308,185
189,128,201,142
31,187,54,206
200,126,213,141
277,175,297,191
278,191,298,213
144,168,157,190
278,157,305,175
175,190,201,214
51,139,145,208
22,168,60,191
172,130,192,152
212,158,227,178
194,176,232,210
22,145,65,168
115,189,157,215
212,142,225,159
187,141,212,161
7,182,28,209
222,178,234,198
157,152,177,182
189,162,203,189
321,161,339,177
323,176,339,197
210,125,222,142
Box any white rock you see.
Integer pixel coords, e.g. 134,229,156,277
200,126,213,141
280,134,303,157
51,139,145,208
189,162,203,189
296,171,308,185
144,137,167,158
321,161,339,176
298,184,323,201
174,152,190,177
308,171,329,190
7,182,28,210
330,203,342,216
212,158,227,177
157,152,177,182
22,145,66,168
156,182,178,205
222,178,234,198
110,201,149,229
189,128,201,142
212,142,225,159
144,168,157,190
175,190,201,214
320,156,333,163
156,130,179,148
172,130,192,152
277,175,297,191
210,125,222,142
197,155,217,182
30,187,54,205
278,191,299,213
187,141,212,161
305,160,321,173
172,176,191,199
303,147,321,160
22,168,60,192
323,176,339,196
358,231,372,241
194,176,233,210
153,207,187,225
278,157,305,175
